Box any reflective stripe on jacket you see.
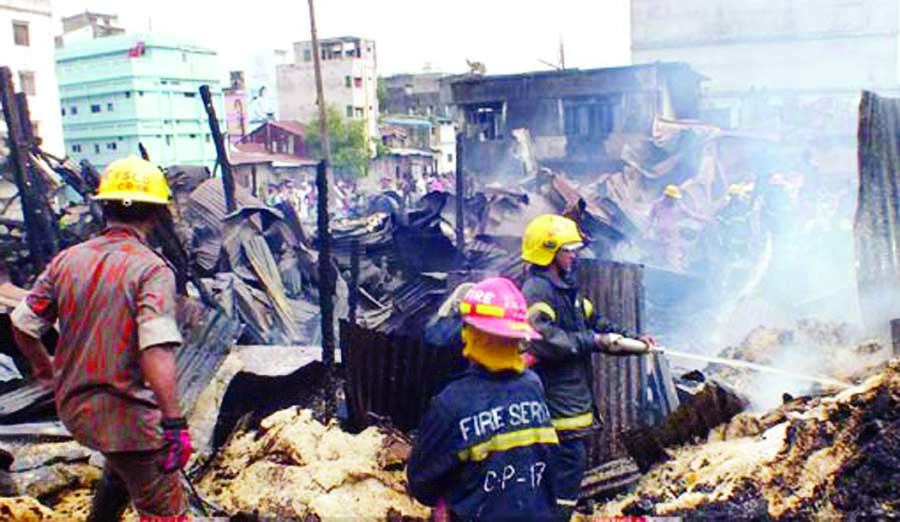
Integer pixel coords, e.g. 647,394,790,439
407,367,558,520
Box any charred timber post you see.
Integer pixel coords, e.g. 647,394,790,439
199,85,236,214
0,67,49,272
348,240,360,324
16,93,59,256
455,133,465,255
891,319,900,356
316,160,336,368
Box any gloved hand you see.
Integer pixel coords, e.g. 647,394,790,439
158,417,194,473
433,498,451,522
436,283,475,318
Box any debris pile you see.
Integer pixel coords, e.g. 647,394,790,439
197,407,429,519
700,319,892,409
597,359,900,519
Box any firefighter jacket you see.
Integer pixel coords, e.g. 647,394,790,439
407,367,559,520
522,267,629,440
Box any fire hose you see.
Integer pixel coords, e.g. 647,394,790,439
609,337,853,390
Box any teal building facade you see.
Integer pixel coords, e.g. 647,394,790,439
56,33,224,169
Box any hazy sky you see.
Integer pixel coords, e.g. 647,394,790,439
56,0,632,78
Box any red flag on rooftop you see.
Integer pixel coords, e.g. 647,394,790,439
127,41,145,58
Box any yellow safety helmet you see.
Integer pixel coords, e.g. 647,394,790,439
663,184,682,199
521,214,583,267
94,156,170,205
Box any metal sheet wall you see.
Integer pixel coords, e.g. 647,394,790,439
340,321,465,432
856,91,900,332
576,260,651,466
341,259,672,466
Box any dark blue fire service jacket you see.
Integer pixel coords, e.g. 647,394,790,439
407,367,559,520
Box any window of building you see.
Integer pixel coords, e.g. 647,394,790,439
71,144,81,153
563,99,616,138
12,21,29,46
346,105,353,118
18,71,35,95
94,144,100,154
61,107,66,116
106,142,117,150
189,133,197,139
124,91,131,98
205,134,211,143
165,135,172,146
107,102,114,111
184,92,196,98
354,107,364,119
70,106,78,115
345,76,352,88
303,49,312,62
138,91,144,96
181,52,187,63
447,153,453,163
354,77,362,88
91,104,101,113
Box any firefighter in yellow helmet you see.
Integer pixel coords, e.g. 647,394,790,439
648,184,707,270
520,214,657,517
12,156,191,520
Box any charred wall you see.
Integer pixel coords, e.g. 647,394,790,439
452,63,703,178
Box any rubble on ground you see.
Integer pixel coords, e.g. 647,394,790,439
197,407,429,519
597,359,900,519
701,320,893,410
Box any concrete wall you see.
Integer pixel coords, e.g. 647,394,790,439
56,33,224,168
0,0,64,154
632,0,900,95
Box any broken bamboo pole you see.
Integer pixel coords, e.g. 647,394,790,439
199,84,236,214
455,133,465,256
0,67,52,273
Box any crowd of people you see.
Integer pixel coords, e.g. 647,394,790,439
264,169,453,223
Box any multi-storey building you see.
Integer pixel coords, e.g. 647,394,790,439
1,0,64,154
55,10,124,49
56,33,224,169
276,36,378,140
631,0,900,132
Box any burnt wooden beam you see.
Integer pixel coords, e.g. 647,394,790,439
199,85,236,214
348,239,360,324
0,67,54,273
316,159,335,369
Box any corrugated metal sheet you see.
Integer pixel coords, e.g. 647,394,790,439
856,91,900,331
577,260,650,466
340,320,465,432
175,301,243,412
0,382,53,422
341,259,678,471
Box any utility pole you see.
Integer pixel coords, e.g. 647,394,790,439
308,0,333,189
309,0,337,421
559,34,566,70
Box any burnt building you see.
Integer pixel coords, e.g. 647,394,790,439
451,63,704,178
381,73,457,118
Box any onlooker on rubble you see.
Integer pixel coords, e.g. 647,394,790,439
647,184,707,271
520,214,658,518
11,156,192,520
408,277,559,521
